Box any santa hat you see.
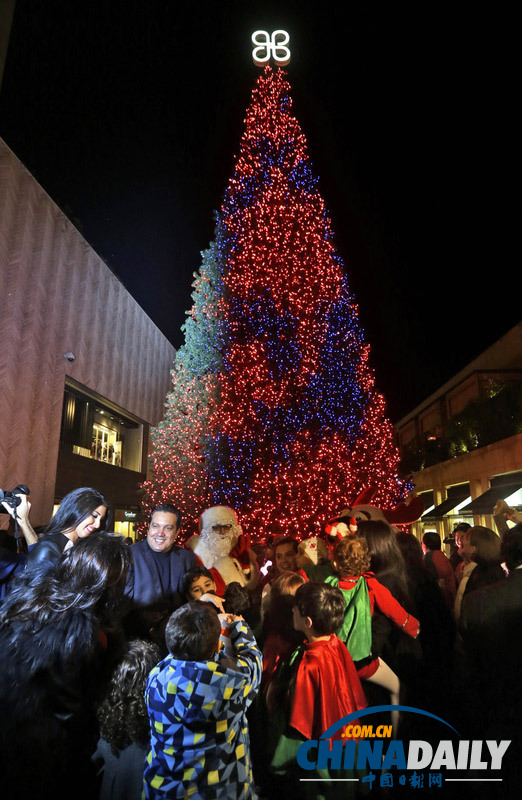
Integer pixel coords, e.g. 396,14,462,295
199,506,241,534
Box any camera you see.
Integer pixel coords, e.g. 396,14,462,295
0,485,30,513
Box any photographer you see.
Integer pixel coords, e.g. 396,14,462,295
0,488,38,599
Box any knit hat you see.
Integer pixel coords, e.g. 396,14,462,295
297,537,329,565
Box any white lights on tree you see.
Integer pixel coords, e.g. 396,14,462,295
252,30,291,66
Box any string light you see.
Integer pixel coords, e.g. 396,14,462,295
208,67,409,539
140,240,224,532
143,66,410,541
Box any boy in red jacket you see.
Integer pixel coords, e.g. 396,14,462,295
265,582,367,798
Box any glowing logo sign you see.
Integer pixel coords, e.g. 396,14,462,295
252,30,291,67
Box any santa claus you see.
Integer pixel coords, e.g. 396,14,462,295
186,506,260,593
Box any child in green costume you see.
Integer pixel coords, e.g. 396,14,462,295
328,536,420,731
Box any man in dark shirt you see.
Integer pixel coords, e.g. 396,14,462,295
125,504,196,643
128,504,195,606
421,530,456,609
447,522,470,574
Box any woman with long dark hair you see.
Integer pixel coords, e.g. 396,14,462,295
395,531,457,718
358,520,410,603
0,533,131,800
27,486,110,569
357,520,420,685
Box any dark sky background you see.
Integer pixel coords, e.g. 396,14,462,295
0,1,518,421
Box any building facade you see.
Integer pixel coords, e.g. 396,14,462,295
0,139,176,537
395,323,522,542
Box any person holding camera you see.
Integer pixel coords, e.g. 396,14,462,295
0,487,38,598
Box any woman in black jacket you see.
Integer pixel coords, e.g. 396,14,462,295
27,486,110,569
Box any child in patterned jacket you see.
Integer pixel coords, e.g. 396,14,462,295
143,600,262,800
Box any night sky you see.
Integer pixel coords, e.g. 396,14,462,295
0,1,518,421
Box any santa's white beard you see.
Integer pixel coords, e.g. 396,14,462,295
201,529,238,560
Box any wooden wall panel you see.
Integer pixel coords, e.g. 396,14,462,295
0,140,176,525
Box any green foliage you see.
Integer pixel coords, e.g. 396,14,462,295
399,381,522,475
446,381,522,457
179,237,225,377
139,235,225,535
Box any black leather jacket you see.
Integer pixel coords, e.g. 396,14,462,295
26,532,69,570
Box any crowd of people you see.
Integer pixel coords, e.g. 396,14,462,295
0,487,521,800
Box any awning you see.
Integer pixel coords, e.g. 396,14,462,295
459,482,522,515
421,487,470,521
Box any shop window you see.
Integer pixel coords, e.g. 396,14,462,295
60,382,143,472
91,422,122,466
114,507,139,541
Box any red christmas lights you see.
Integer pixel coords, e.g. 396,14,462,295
143,67,409,541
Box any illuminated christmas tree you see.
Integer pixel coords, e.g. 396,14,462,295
144,66,408,540
206,67,408,539
140,238,224,530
